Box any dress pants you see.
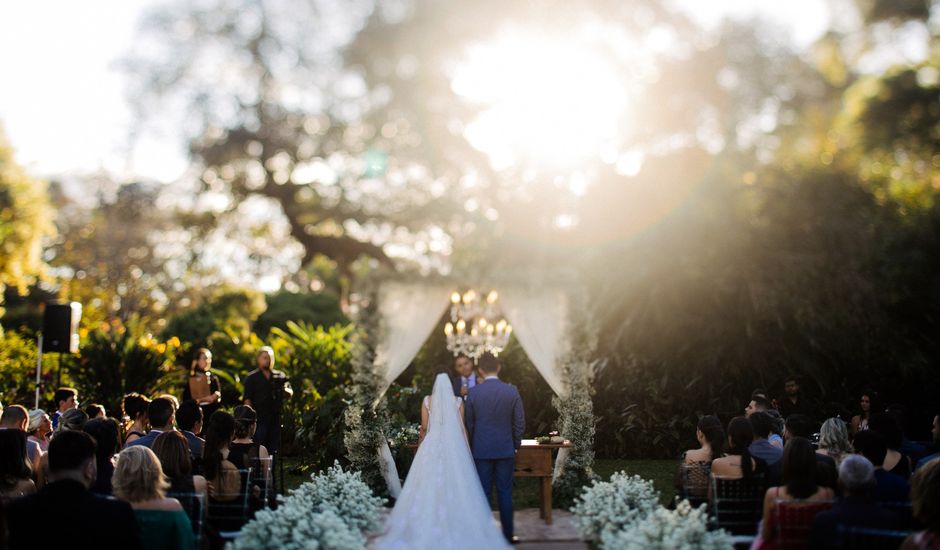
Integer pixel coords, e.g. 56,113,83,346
475,457,515,541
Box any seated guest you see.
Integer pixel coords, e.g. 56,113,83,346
766,409,785,448
5,431,142,549
749,411,784,486
903,457,940,549
125,397,176,449
817,417,853,466
27,409,51,453
112,446,195,550
711,416,768,481
853,430,911,503
786,413,837,488
870,412,913,479
758,437,835,545
746,395,774,418
915,413,940,472
152,431,207,498
203,411,241,501
232,405,273,507
675,415,724,500
54,407,88,436
1,405,39,471
50,387,78,430
83,417,121,496
747,395,784,446
176,400,205,461
0,430,36,502
808,454,898,549
122,393,151,446
85,404,106,419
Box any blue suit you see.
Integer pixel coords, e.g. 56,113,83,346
123,429,166,449
465,377,525,541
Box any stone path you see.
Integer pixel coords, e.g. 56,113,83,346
502,509,588,550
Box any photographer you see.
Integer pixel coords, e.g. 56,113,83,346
241,347,293,452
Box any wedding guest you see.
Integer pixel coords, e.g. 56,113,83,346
123,393,151,446
125,397,176,449
853,429,911,503
817,417,853,466
83,417,121,495
54,407,88,435
203,411,243,533
0,430,36,502
711,416,768,481
176,400,205,460
451,354,481,398
745,395,773,418
675,415,723,501
766,409,785,448
27,409,51,453
778,376,812,420
915,413,940,472
784,413,838,489
158,394,180,412
1,404,28,431
869,412,913,479
231,405,271,507
903,457,940,549
112,446,195,550
184,348,221,424
749,411,783,486
152,431,207,499
5,431,143,549
50,387,78,429
85,403,106,419
242,346,292,453
808,454,898,549
758,437,835,544
850,391,877,436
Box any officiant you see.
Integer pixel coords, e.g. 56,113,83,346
451,354,482,399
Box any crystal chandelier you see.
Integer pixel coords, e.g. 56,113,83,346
444,289,512,361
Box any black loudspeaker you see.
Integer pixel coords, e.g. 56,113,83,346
42,302,82,353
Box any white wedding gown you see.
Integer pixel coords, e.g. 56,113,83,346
374,373,510,550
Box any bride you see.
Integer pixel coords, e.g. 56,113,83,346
374,373,510,550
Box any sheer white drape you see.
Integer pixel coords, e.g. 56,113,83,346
499,289,568,397
373,282,452,497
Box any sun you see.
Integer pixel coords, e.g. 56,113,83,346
452,26,634,173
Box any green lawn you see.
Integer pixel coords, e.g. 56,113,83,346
279,458,677,508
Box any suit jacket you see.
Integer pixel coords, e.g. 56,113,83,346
749,439,783,485
124,428,166,449
873,468,911,502
807,496,899,549
451,373,482,397
465,377,525,459
183,430,205,458
6,478,142,550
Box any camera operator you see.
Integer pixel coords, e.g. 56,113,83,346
242,346,293,452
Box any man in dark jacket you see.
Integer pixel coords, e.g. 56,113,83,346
6,431,142,550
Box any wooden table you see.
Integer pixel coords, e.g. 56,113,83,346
514,439,573,525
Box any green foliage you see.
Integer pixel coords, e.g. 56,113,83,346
66,319,181,415
0,126,55,314
163,287,266,348
0,330,49,409
254,291,348,338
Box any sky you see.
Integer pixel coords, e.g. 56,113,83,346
0,1,833,184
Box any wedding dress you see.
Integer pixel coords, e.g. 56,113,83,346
374,373,510,550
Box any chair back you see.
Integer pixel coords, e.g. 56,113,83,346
206,467,254,542
882,500,916,530
836,525,911,550
167,491,205,548
772,499,834,550
677,462,711,509
252,456,274,508
710,474,766,536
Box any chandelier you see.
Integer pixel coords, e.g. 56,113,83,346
444,289,512,361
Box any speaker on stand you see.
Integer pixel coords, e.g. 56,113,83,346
36,302,81,409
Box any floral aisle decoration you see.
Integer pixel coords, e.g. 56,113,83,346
571,472,659,540
230,463,384,550
599,500,732,550
387,423,420,448
344,301,393,497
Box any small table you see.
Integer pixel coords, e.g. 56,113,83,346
514,439,573,525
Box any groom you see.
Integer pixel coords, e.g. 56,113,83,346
464,352,525,544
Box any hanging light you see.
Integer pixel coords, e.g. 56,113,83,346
444,288,512,361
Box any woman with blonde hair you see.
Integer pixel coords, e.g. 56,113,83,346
817,417,853,465
112,446,195,550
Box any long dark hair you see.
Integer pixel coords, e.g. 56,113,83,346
203,411,235,480
233,405,258,439
727,416,756,479
0,430,32,488
698,415,725,461
783,437,818,499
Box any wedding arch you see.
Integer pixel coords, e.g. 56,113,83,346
363,280,594,499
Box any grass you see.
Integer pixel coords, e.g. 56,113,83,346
278,457,677,508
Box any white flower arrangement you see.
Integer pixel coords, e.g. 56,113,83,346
387,423,420,448
599,500,732,550
570,471,660,540
228,463,385,550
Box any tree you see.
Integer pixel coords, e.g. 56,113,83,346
0,125,55,317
